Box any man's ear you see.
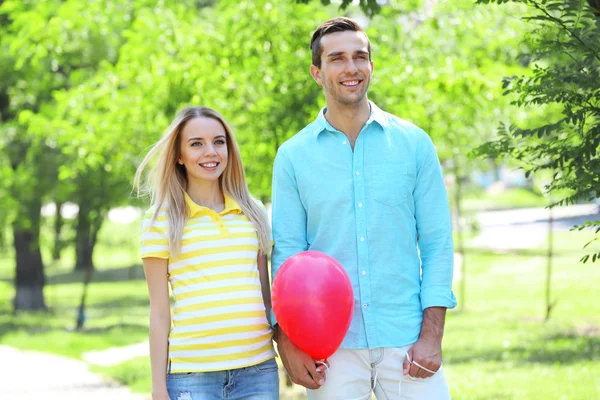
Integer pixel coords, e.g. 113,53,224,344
310,64,323,85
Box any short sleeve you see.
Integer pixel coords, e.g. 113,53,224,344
140,207,169,259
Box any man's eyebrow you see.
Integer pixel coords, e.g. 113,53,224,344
326,50,369,58
326,51,345,58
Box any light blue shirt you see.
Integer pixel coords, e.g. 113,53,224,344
271,101,457,349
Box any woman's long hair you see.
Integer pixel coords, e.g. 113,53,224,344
134,106,271,255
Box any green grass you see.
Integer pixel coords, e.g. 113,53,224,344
0,216,148,359
1,212,599,399
0,277,149,359
91,356,151,394
445,233,600,400
461,187,548,213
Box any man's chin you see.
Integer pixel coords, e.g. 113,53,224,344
337,94,366,107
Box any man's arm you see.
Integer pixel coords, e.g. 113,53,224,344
403,132,456,378
403,307,446,378
271,148,326,389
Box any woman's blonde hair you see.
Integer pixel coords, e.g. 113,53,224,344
134,106,271,255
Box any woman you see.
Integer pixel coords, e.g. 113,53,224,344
134,106,278,400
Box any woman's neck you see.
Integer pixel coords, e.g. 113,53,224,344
185,179,224,211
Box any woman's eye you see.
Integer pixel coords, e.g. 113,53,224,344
191,142,202,147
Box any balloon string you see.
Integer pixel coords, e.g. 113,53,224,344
315,360,329,370
372,370,378,392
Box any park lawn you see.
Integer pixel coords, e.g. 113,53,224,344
1,216,598,399
0,276,149,359
91,230,600,400
444,247,600,399
460,187,548,213
0,216,148,359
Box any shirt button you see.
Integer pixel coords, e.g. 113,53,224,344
358,202,363,208
363,304,368,308
342,140,347,145
355,171,360,175
362,270,367,276
360,237,365,242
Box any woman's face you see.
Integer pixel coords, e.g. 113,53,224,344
178,117,228,184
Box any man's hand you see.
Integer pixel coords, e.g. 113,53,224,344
402,337,442,378
402,306,446,379
276,327,327,389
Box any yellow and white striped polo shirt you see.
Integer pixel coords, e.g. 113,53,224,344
140,193,275,373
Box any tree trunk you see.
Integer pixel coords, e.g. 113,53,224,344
74,204,103,271
545,205,554,321
52,201,64,261
13,199,47,311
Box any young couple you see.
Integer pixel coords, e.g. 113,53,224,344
136,17,456,400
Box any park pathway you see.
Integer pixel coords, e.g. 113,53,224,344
0,345,149,400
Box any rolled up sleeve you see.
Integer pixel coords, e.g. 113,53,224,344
414,133,457,310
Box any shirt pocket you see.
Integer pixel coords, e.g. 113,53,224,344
370,163,413,207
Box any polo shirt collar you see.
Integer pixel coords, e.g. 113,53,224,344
222,193,243,215
184,192,242,217
313,100,388,136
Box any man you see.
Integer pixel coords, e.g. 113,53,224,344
271,17,456,399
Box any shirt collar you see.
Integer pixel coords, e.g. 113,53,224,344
313,100,388,136
184,191,242,217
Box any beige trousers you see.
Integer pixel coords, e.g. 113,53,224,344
306,345,451,400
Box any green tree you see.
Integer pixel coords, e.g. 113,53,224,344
0,0,157,308
474,0,600,263
295,0,382,16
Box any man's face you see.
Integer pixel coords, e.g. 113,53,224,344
311,30,373,107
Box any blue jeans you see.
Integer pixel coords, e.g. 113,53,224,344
166,358,279,400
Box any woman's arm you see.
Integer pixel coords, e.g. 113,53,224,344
257,251,272,324
143,257,171,400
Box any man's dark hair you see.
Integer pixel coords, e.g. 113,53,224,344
310,17,371,68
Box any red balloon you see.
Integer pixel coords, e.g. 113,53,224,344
272,250,354,360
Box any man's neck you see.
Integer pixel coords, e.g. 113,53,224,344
323,98,371,143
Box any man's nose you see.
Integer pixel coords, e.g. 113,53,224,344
344,59,359,74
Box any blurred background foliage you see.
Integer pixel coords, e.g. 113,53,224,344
0,0,599,398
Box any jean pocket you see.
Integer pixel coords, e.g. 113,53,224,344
253,358,278,373
370,163,413,207
167,372,195,380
